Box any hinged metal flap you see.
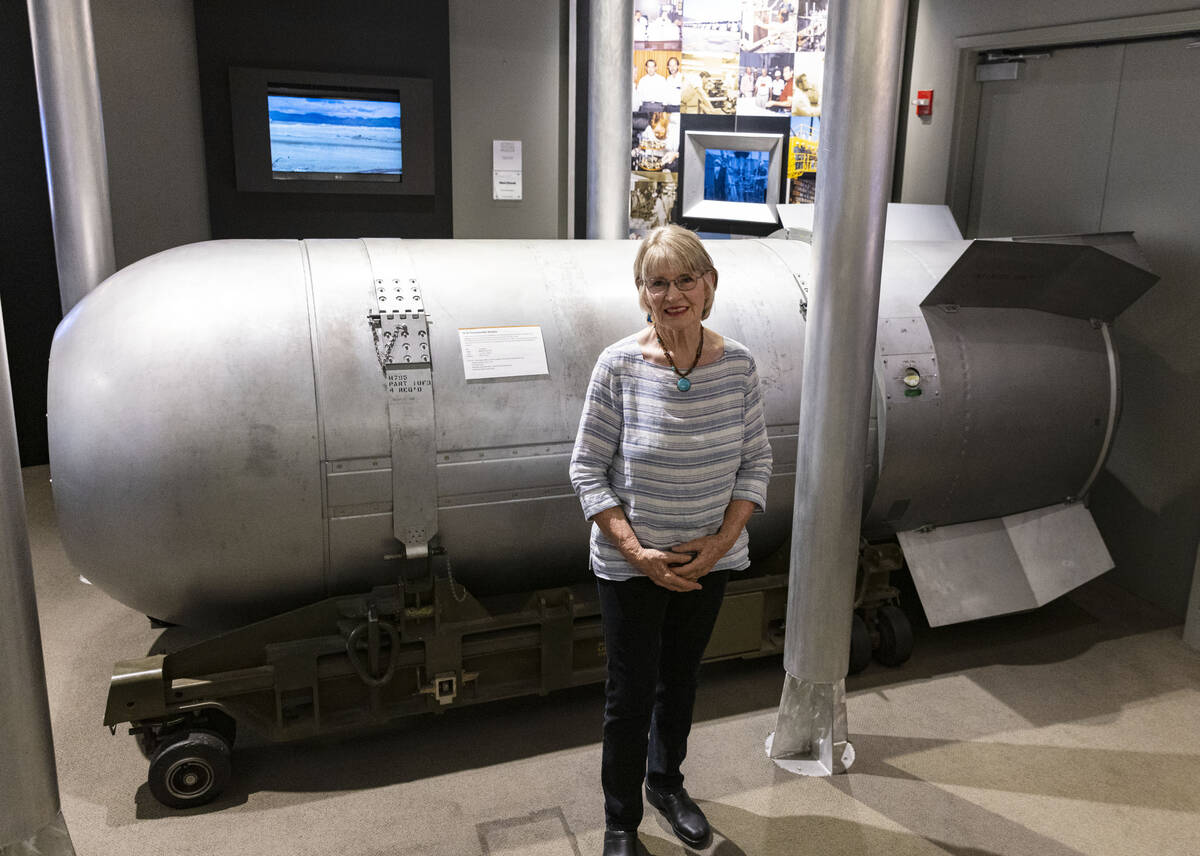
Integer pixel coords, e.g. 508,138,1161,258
363,241,438,555
920,237,1158,322
898,502,1114,627
374,313,432,370
1010,230,1153,272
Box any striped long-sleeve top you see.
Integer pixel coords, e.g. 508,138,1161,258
569,333,773,581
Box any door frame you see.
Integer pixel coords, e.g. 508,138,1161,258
944,9,1200,234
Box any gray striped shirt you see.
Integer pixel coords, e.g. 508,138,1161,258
569,334,773,581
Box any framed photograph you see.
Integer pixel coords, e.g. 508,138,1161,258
740,0,800,55
681,0,740,56
788,115,820,202
630,171,679,235
633,1,683,48
675,114,791,236
796,1,829,52
633,49,683,112
679,52,739,115
736,51,797,116
791,51,824,116
631,111,680,173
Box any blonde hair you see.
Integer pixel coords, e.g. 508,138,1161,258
633,225,719,320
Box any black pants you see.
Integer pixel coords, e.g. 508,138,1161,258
597,570,729,831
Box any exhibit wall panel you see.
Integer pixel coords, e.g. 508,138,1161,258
626,1,828,238
91,0,211,269
448,0,567,238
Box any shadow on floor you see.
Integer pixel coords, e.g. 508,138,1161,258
847,733,1199,811
695,573,1185,727
130,679,610,819
646,802,1016,856
118,571,1185,819
822,774,1094,856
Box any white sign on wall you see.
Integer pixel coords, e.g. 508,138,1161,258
458,325,549,380
492,139,523,200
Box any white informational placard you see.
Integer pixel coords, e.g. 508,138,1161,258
492,139,523,200
458,326,549,380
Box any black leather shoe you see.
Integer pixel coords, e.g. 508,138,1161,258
645,786,711,848
602,828,641,856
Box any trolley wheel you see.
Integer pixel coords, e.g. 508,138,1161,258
848,613,872,675
874,604,913,667
148,731,231,809
134,710,235,763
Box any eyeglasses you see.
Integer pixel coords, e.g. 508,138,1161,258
642,271,707,294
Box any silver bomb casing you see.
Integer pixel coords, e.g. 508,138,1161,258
46,237,1147,628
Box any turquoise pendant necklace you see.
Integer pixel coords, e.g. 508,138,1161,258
655,326,704,392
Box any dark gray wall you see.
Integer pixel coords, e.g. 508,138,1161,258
92,0,211,269
194,0,454,240
448,0,570,238
1088,34,1200,620
0,1,62,467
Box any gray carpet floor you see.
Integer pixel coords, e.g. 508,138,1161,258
22,465,1200,856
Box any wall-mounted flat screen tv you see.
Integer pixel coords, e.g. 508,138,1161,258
231,68,434,196
703,149,771,204
267,93,403,181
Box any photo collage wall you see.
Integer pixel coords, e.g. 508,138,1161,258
629,0,827,237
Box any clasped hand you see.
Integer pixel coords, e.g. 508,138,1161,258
634,533,733,592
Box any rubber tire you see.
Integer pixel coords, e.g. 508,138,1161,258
848,613,872,675
135,728,159,761
148,731,232,809
135,711,235,762
875,604,914,667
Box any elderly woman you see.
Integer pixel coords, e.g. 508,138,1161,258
570,225,773,856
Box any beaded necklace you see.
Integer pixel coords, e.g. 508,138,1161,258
654,326,704,391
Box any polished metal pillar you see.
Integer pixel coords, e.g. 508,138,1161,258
27,0,116,314
585,0,633,238
0,299,75,854
768,0,908,775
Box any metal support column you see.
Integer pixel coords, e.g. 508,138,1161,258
584,0,633,238
767,0,908,775
0,298,75,854
27,0,116,314
1184,544,1200,652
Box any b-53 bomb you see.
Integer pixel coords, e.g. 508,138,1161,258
48,233,1154,629
45,230,1155,807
